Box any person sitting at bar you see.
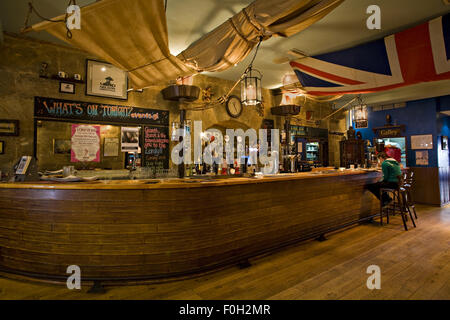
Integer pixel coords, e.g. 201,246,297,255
367,152,402,207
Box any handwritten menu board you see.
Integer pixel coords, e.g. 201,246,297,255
143,126,170,169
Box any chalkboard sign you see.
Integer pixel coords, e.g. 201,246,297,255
143,126,170,169
34,96,169,126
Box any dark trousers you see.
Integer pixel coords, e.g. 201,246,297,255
367,181,399,202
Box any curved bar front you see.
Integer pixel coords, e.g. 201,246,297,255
0,171,381,281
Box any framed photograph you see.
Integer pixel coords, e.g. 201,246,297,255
86,59,128,100
59,81,75,94
0,141,4,154
416,150,428,166
121,127,139,152
53,139,71,154
442,136,448,150
411,134,433,149
355,120,368,129
0,119,19,136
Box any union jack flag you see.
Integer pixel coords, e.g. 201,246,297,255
290,13,450,96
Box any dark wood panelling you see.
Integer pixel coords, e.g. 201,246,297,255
410,167,442,205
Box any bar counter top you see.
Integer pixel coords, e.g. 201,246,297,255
0,169,381,190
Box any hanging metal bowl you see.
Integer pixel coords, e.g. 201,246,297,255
161,85,200,102
270,105,301,116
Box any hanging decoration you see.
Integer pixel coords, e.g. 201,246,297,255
240,36,264,110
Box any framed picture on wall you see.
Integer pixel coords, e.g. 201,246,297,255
411,134,433,149
0,120,19,136
442,136,448,150
355,120,368,129
59,82,75,94
416,150,428,165
86,59,128,100
53,139,71,154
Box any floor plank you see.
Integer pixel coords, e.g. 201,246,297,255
0,204,449,300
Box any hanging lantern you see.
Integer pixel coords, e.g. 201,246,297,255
241,68,262,106
353,103,368,128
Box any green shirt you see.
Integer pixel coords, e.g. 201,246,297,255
381,159,401,183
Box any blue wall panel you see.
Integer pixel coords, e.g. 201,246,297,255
354,97,443,167
437,95,450,112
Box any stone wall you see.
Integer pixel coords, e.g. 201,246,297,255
0,32,345,174
327,112,348,167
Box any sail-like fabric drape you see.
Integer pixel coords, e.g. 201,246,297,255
32,0,194,89
32,0,343,89
177,0,344,72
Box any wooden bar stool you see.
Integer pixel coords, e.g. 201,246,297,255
379,175,416,231
403,171,418,219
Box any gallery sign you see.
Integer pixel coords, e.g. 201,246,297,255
372,125,405,138
34,97,169,126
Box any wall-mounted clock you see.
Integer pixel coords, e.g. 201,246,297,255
226,95,243,118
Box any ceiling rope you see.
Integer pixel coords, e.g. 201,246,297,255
22,0,78,39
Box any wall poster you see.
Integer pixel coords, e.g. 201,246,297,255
415,151,429,166
71,124,100,162
121,127,140,152
104,137,119,157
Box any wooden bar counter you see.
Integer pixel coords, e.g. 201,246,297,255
0,170,381,282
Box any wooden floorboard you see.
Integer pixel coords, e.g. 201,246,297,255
0,204,449,300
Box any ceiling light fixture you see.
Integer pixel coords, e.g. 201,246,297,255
241,36,263,106
353,95,368,128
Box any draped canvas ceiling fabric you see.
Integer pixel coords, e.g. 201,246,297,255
290,13,450,96
32,0,344,89
177,0,344,72
32,0,194,89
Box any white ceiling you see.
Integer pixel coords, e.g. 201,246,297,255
1,0,449,104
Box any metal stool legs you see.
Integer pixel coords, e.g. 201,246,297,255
405,187,418,219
